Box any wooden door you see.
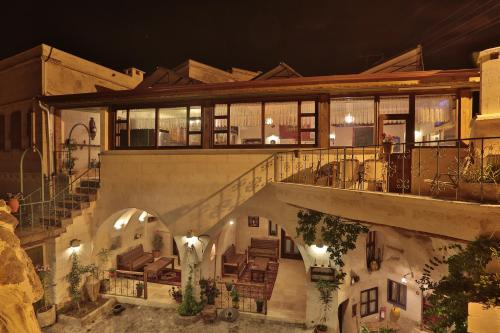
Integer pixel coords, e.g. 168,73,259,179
281,229,302,260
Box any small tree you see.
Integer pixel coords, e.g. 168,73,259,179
66,253,96,310
178,266,203,316
152,234,164,252
416,236,500,333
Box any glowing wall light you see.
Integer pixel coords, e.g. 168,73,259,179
138,211,148,222
310,244,328,255
344,114,354,124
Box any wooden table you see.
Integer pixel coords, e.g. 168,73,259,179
144,257,174,280
250,257,269,283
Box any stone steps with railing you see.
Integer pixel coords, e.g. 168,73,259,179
15,167,100,243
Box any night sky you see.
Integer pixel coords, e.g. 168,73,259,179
2,1,500,76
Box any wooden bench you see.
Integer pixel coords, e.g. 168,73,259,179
222,244,246,278
117,244,153,271
248,238,279,262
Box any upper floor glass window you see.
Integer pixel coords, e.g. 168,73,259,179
113,106,202,149
214,100,317,147
330,97,375,147
415,94,456,144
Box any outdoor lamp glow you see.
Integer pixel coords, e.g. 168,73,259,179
70,239,81,248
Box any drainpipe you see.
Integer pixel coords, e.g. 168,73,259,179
38,100,54,179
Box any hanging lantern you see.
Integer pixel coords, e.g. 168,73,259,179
89,117,97,140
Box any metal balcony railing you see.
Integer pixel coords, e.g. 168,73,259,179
275,137,500,204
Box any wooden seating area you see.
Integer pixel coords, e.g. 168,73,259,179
222,244,247,278
117,244,153,271
144,257,174,280
248,238,279,262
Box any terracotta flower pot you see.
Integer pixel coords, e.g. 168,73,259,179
390,306,401,322
36,305,56,328
7,198,19,213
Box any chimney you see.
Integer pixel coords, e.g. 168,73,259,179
124,67,144,81
472,47,500,137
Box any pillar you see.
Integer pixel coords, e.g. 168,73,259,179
317,95,330,148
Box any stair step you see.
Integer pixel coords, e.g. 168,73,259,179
75,187,98,195
52,207,82,218
39,217,62,228
57,200,90,210
66,193,96,202
79,179,100,188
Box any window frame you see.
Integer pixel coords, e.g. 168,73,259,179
111,105,203,149
214,99,318,148
387,279,407,310
360,287,379,317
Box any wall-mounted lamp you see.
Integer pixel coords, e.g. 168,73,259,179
401,272,414,284
89,117,97,141
311,244,328,254
70,239,81,248
229,220,235,225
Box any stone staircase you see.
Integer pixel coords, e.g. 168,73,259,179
16,175,100,245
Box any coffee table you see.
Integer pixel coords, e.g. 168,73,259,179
144,257,174,280
250,257,269,283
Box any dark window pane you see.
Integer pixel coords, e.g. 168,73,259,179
10,111,22,149
130,108,155,147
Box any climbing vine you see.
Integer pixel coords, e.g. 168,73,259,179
416,236,500,333
66,253,96,310
178,265,203,316
296,209,369,277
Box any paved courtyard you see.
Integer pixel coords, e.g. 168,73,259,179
43,304,308,333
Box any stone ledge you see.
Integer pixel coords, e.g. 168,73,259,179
58,297,116,327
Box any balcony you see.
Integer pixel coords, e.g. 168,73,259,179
275,137,500,205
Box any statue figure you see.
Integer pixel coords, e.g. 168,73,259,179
0,199,43,333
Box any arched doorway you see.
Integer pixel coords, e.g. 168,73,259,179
213,214,308,321
93,208,181,303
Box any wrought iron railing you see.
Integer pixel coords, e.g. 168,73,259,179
275,137,500,203
94,269,148,299
216,281,268,315
15,162,101,232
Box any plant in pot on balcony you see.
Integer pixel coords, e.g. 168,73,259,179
381,133,394,156
230,287,240,309
225,281,234,292
199,278,220,305
108,268,117,278
152,233,164,258
35,265,56,328
136,282,144,298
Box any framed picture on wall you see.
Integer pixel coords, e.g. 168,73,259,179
248,216,260,227
268,221,278,236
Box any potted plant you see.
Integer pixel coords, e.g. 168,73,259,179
315,280,338,333
35,265,56,328
225,281,234,292
381,133,394,156
97,248,111,292
152,233,164,258
230,287,240,309
109,268,117,278
6,192,21,213
199,278,220,305
136,282,144,298
169,286,183,303
255,299,264,313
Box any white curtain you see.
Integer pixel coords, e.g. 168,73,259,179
379,96,409,115
230,103,262,127
416,95,454,124
129,109,155,129
330,98,374,125
265,102,298,126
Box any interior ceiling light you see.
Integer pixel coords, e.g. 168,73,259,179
345,114,354,124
